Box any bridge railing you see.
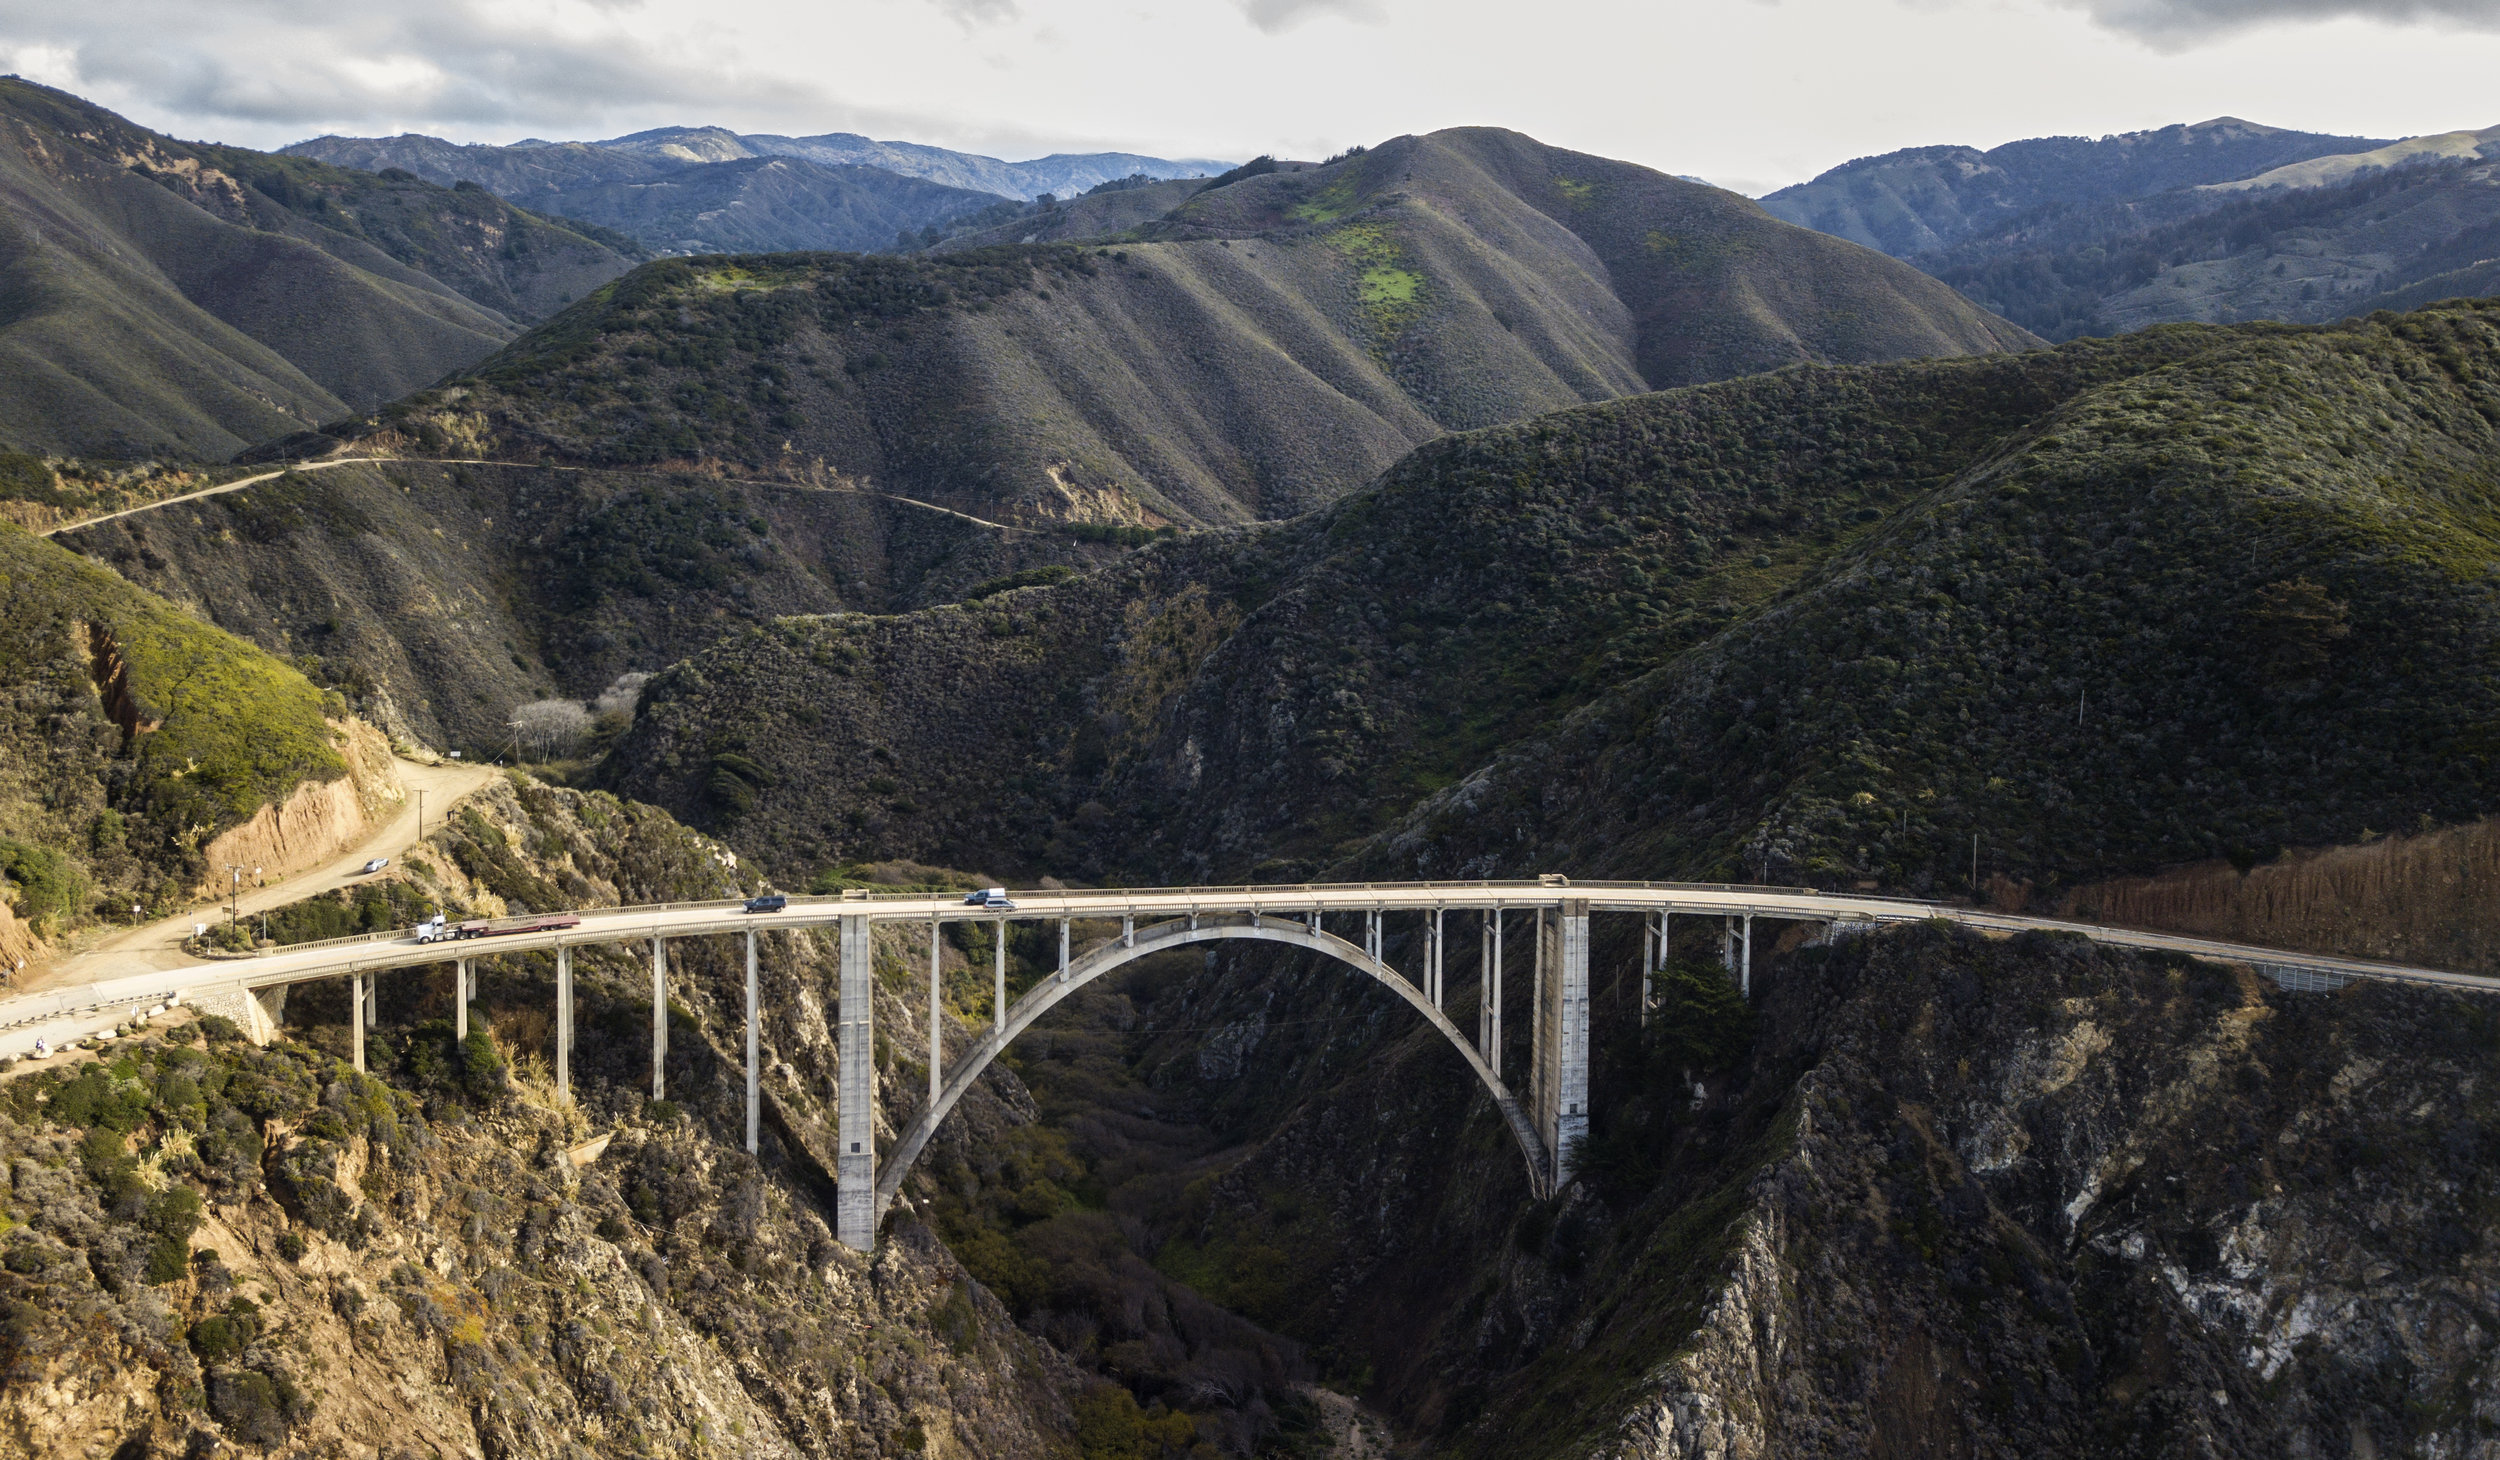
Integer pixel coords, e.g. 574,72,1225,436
240,879,1873,957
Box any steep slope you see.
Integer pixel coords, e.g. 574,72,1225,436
0,523,352,941
1918,154,2500,341
290,126,1224,204
1762,117,2387,257
354,127,2032,530
1098,913,2500,1458
54,459,1120,752
0,80,637,459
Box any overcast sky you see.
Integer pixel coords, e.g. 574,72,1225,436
3,0,2495,195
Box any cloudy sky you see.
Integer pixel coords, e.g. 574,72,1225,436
2,0,2494,194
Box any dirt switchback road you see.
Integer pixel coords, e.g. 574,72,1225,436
15,757,495,993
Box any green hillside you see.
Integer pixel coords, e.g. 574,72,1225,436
0,524,344,922
350,126,2033,529
598,299,2500,909
0,78,636,459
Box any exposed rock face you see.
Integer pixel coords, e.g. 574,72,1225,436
196,720,399,896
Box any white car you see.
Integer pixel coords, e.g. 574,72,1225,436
361,857,390,875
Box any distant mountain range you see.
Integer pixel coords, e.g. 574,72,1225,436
0,78,638,459
1765,116,2500,341
282,127,1230,256
1759,117,2389,256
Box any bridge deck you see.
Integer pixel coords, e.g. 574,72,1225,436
3,880,2491,1053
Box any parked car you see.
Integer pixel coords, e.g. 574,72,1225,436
360,857,390,874
743,895,788,914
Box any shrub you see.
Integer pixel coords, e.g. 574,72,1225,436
0,839,86,926
207,1365,305,1447
459,1029,508,1105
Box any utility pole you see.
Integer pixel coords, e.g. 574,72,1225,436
224,864,245,934
416,788,425,846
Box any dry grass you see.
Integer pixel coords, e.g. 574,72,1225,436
2061,818,2500,974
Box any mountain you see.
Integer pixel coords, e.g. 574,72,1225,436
593,124,1229,199
522,155,1008,257
282,132,1017,256
335,127,2032,531
1918,151,2500,339
0,79,638,460
280,127,1229,256
1761,117,2388,258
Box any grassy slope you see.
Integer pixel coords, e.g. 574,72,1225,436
373,127,2032,529
0,79,635,458
0,525,343,918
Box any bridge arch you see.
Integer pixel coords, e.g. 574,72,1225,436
872,913,1550,1221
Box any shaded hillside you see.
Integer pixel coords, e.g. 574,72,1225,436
1763,116,2385,257
1089,913,2500,1458
0,80,636,459
1920,155,2500,340
290,125,1224,204
362,127,2032,529
599,300,2500,911
56,460,1117,752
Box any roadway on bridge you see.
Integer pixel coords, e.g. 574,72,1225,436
6,880,2495,1058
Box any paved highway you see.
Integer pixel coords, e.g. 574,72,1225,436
5,879,2491,1057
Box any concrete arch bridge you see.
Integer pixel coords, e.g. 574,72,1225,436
5,879,2493,1251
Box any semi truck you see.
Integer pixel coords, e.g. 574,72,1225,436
415,913,582,943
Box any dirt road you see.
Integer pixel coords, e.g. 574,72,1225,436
14,757,496,993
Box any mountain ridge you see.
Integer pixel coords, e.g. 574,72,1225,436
1762,116,2390,257
345,126,2033,532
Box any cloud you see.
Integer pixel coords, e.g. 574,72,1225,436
929,0,1021,25
0,0,829,138
2054,0,2500,46
1237,0,1386,33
